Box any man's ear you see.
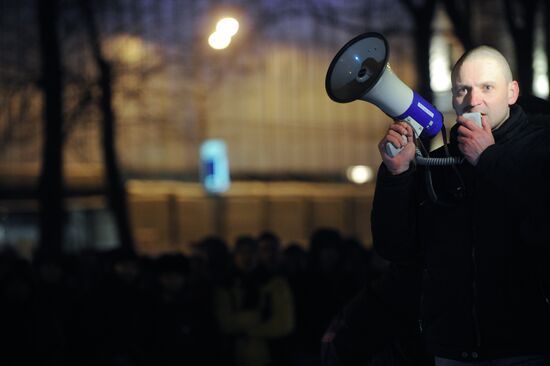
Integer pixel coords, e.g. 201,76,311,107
508,80,519,105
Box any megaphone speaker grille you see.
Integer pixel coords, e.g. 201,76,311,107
325,32,389,103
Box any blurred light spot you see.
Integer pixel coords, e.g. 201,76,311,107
105,35,146,64
208,31,232,50
429,35,451,92
200,139,231,194
533,43,549,98
216,17,239,37
346,165,373,184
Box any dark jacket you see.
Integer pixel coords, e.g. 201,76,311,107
371,105,550,361
321,262,432,366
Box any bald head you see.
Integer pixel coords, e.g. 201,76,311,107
451,46,519,129
452,46,514,84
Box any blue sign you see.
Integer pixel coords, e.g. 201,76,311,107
200,140,230,194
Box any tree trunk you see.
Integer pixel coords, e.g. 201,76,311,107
99,60,135,252
37,0,65,257
399,0,437,102
442,0,474,50
80,0,135,252
504,0,537,96
415,25,434,102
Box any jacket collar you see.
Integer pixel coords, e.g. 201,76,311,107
491,104,528,144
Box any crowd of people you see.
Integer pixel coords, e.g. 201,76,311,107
0,228,389,366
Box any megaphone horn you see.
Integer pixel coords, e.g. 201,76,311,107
325,32,443,156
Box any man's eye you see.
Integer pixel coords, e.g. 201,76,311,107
483,85,494,91
455,88,467,96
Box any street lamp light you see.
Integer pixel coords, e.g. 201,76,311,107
208,32,232,50
208,17,239,50
346,165,374,184
216,17,239,36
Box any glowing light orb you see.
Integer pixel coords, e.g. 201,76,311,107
346,165,374,184
216,17,239,37
208,31,232,50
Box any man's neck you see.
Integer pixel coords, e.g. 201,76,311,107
492,108,511,131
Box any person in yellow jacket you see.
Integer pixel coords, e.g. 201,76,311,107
214,235,295,366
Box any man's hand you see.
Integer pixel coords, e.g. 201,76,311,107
456,114,495,166
378,121,416,175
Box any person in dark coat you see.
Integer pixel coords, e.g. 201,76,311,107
321,261,432,366
372,46,550,365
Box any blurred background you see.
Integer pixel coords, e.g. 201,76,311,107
1,0,548,256
1,1,549,366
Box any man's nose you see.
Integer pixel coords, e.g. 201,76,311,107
468,88,483,107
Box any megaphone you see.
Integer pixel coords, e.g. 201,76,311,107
325,32,443,157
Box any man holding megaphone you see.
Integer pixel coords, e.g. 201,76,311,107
372,46,550,365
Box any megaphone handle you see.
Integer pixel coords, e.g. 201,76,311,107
385,135,408,158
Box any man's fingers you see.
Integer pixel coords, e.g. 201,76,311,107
457,125,473,138
380,121,413,158
389,124,409,137
388,129,405,140
458,118,476,131
386,133,406,148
